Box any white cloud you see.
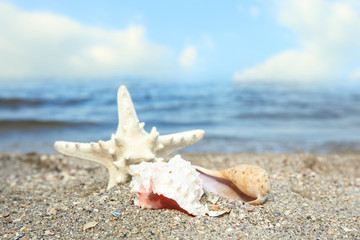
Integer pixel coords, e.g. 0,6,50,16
249,7,260,18
178,46,197,70
200,35,215,51
0,2,175,80
234,50,330,82
234,0,360,83
237,4,260,18
350,69,360,81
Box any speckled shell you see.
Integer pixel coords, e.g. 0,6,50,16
196,164,270,205
129,155,207,216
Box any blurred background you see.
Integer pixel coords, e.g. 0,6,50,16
1,0,360,153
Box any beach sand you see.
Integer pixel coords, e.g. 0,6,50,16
1,152,359,239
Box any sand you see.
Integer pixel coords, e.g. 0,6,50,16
1,152,359,239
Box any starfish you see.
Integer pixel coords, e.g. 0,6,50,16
54,85,204,190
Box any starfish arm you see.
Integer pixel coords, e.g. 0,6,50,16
54,140,130,189
115,85,140,136
107,163,130,190
54,140,113,168
157,129,205,157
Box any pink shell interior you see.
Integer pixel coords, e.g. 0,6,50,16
137,180,192,215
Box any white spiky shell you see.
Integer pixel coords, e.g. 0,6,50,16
129,155,207,216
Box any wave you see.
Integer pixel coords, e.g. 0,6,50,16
0,98,44,108
0,120,97,130
234,111,342,120
148,119,215,128
0,97,88,109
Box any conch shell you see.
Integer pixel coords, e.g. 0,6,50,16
129,155,208,216
195,164,270,205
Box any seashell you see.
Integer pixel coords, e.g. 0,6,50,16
129,155,208,216
195,164,270,205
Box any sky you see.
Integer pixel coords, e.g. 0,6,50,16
0,0,360,83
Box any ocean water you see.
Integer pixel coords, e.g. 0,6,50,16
1,79,360,153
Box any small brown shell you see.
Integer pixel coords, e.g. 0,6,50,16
195,164,270,205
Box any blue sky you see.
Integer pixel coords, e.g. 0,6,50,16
1,0,360,83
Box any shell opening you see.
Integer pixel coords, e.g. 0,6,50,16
138,189,192,215
197,170,257,203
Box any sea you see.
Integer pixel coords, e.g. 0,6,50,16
1,78,360,153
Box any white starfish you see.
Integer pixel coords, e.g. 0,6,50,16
54,85,204,190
